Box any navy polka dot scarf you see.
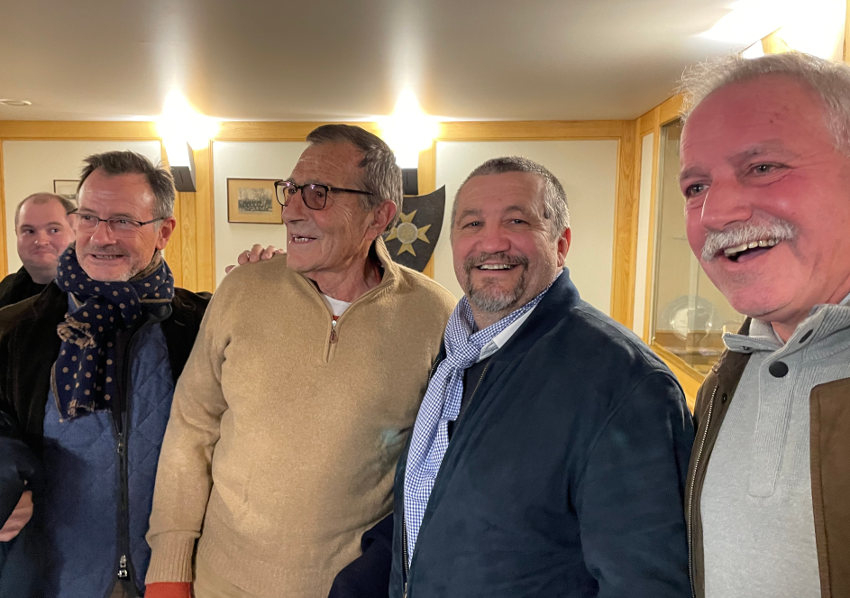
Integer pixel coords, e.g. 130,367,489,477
52,246,174,420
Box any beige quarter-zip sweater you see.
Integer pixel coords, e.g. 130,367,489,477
146,240,455,596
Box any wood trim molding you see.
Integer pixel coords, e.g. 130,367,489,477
417,142,437,279
437,120,629,141
0,121,159,140
642,121,662,342
846,0,850,62
609,124,637,326
658,94,684,126
216,121,381,141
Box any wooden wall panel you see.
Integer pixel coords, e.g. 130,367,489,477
610,123,637,327
0,142,6,278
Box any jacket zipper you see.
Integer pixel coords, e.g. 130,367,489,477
687,383,717,598
401,360,490,597
113,324,146,593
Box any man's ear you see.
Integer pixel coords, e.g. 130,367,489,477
367,201,398,239
556,227,571,267
155,217,177,251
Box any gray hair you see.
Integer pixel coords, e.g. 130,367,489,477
78,150,176,219
679,52,850,155
14,193,76,228
306,124,402,226
453,156,569,239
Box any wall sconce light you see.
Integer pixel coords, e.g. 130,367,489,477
165,140,197,192
402,168,419,196
156,91,219,193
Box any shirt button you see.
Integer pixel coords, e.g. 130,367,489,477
769,361,789,378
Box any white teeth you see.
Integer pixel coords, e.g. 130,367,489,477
478,264,512,270
723,238,778,257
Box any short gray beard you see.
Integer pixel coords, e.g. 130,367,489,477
463,252,528,313
701,220,796,262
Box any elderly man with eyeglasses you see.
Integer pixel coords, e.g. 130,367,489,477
144,124,455,598
0,150,210,598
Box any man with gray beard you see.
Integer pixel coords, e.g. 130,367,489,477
680,52,850,598
387,156,694,597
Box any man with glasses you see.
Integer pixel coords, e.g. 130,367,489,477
0,193,75,308
0,150,210,598
145,125,455,598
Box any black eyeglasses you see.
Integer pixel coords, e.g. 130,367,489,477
274,180,373,211
72,211,165,236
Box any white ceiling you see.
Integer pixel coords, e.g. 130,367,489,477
0,0,787,123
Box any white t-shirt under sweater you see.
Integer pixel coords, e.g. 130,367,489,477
702,297,850,598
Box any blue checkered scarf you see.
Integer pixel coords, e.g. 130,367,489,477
51,246,174,420
403,291,545,563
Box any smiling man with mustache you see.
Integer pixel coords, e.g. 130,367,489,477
680,52,850,598
388,156,694,597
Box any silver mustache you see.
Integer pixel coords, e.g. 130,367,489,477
701,220,795,261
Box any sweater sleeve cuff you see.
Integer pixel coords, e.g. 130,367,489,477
144,582,192,598
145,533,197,583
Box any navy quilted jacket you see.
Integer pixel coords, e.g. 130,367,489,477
0,282,208,597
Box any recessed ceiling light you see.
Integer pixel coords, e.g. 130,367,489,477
0,98,32,107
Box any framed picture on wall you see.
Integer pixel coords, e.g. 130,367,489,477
53,179,80,204
226,178,282,224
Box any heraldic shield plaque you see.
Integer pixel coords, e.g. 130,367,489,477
383,186,446,272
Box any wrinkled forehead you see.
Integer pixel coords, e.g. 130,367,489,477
78,170,156,213
683,75,830,147
291,141,364,186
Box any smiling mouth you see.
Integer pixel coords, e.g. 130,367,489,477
721,238,780,262
466,253,528,273
290,235,316,244
89,253,124,260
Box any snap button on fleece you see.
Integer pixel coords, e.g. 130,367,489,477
769,361,789,378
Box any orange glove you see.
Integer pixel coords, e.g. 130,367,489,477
144,582,192,598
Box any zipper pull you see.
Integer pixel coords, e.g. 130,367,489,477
329,321,338,344
116,433,126,456
118,554,129,579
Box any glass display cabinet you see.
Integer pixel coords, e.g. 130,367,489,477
649,120,745,375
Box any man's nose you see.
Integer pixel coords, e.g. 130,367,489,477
477,223,511,253
698,179,753,231
88,219,116,243
282,189,307,222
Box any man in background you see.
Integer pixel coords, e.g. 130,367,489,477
0,193,75,307
680,52,850,597
0,150,209,597
145,125,455,597
390,156,693,597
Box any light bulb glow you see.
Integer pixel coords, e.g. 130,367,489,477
156,91,219,164
379,90,438,169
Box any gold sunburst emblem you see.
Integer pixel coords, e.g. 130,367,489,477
385,210,432,256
